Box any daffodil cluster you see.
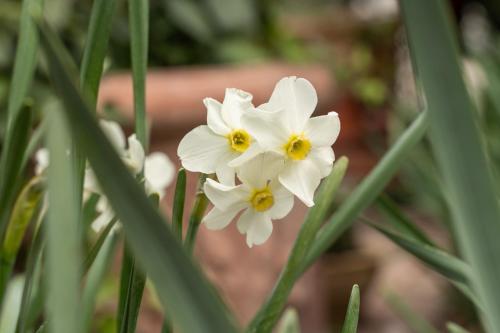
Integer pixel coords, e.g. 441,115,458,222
36,120,175,232
178,77,340,247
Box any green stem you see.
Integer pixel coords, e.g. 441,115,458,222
246,158,348,333
301,111,428,272
171,169,186,240
184,174,209,254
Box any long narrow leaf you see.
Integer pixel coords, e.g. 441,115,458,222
184,174,209,254
302,111,428,272
447,322,471,333
38,21,238,333
172,169,186,240
80,0,117,106
340,285,360,333
400,1,500,331
45,109,83,333
247,157,348,333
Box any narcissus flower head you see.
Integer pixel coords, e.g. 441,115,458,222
202,153,293,247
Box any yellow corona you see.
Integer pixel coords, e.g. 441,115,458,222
284,134,311,160
227,129,251,153
250,187,274,212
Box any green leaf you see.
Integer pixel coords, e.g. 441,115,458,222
172,169,186,241
0,106,32,246
247,157,348,333
45,109,83,333
376,195,436,246
366,220,471,285
340,285,360,333
0,177,42,303
184,174,209,254
80,0,117,107
447,322,471,333
400,1,500,331
15,224,44,333
83,217,118,273
0,276,24,333
128,0,149,148
276,308,300,333
38,21,238,333
302,111,428,272
82,230,118,332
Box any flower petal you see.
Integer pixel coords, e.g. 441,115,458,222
35,148,49,175
215,151,238,186
203,178,248,211
99,120,126,153
268,180,294,219
246,212,273,247
237,152,285,189
221,88,253,129
127,134,145,174
145,152,175,194
240,108,290,150
205,97,230,135
236,208,253,234
278,159,321,207
177,125,229,174
261,77,318,132
91,204,114,233
308,146,335,178
304,112,340,147
203,206,242,230
227,142,264,168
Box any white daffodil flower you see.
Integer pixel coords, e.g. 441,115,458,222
177,88,261,186
203,153,294,247
35,148,49,175
232,77,340,207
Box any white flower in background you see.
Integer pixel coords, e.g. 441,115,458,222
177,88,260,185
232,77,340,207
203,153,294,247
33,119,175,233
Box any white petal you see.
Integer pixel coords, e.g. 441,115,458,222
246,212,273,247
240,108,290,150
236,152,285,189
308,146,335,178
35,148,49,175
262,77,318,132
228,142,264,168
221,88,253,128
204,97,230,135
84,168,100,194
236,208,253,234
215,152,238,186
268,180,295,219
127,134,145,174
99,120,126,153
145,152,175,193
177,125,229,174
278,159,321,207
304,112,340,147
203,206,242,230
203,178,248,211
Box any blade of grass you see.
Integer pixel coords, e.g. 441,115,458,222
80,0,117,107
128,0,149,148
365,220,471,285
340,285,360,333
172,169,186,240
83,217,118,273
0,177,42,302
247,157,348,333
15,223,44,333
45,109,83,333
38,21,238,333
184,174,209,254
376,195,436,246
82,229,118,332
0,0,42,243
0,106,32,246
301,111,428,273
447,322,471,333
400,1,500,331
20,120,46,172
